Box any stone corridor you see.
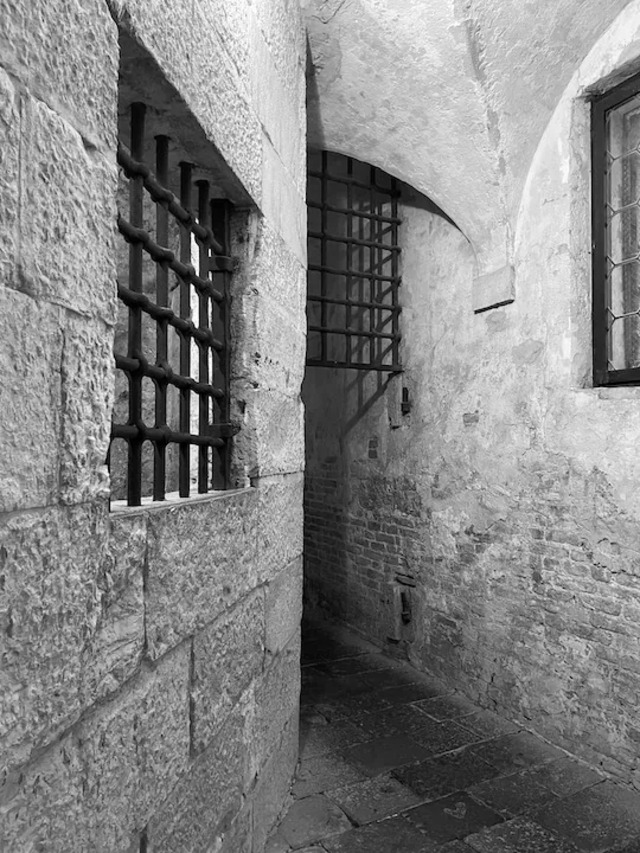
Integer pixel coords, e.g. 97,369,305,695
266,623,640,853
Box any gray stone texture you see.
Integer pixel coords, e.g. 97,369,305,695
191,589,265,753
145,488,259,659
0,0,306,848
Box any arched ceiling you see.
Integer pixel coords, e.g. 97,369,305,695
303,0,632,276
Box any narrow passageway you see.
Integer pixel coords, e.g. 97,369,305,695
266,622,640,853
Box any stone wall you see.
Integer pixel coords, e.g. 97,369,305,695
0,1,306,850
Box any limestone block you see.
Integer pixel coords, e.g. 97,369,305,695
81,512,146,705
261,137,306,266
251,25,305,193
265,557,303,657
234,388,305,479
253,0,306,105
191,1,263,203
59,313,114,506
251,710,299,853
0,0,118,148
147,700,251,852
0,646,190,852
79,645,191,849
0,289,62,512
191,589,265,753
0,504,108,766
257,473,304,583
145,488,259,659
20,95,118,320
0,66,20,289
194,0,253,91
250,631,301,777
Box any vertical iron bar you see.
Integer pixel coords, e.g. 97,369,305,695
128,102,146,506
345,158,353,366
320,151,328,363
369,165,376,366
179,162,193,498
196,179,210,494
390,177,400,368
592,99,608,385
358,181,365,366
211,199,232,489
153,134,170,501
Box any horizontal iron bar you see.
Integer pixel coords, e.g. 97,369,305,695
114,353,225,398
118,217,224,302
111,422,238,446
308,169,399,197
308,263,401,284
308,294,401,312
117,142,232,258
306,358,402,373
117,283,224,351
308,324,400,341
307,200,401,225
308,230,401,252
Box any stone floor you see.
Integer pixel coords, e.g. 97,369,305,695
266,621,640,853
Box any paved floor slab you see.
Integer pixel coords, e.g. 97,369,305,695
321,814,441,853
342,733,432,775
327,773,425,825
394,749,499,799
278,794,351,848
403,791,503,842
465,816,580,852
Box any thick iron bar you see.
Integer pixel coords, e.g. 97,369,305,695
196,179,210,493
307,200,401,225
117,143,228,258
308,169,402,196
179,162,193,498
369,167,377,365
308,294,400,312
211,199,232,489
153,134,170,501
390,178,400,367
306,151,402,373
320,151,328,363
308,263,399,284
346,158,353,366
127,102,146,507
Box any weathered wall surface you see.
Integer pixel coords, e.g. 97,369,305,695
0,0,306,850
304,2,640,789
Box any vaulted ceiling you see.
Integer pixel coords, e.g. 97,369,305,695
303,0,632,274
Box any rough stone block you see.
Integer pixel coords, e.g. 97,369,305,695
0,0,118,148
81,512,146,705
21,96,118,320
252,710,299,853
147,700,251,852
145,488,259,659
235,388,305,479
251,25,305,193
261,137,306,266
0,290,62,512
0,66,20,289
251,631,301,777
265,557,303,657
59,313,114,506
258,473,304,583
0,504,109,767
192,590,265,753
194,0,253,90
0,645,190,852
253,0,305,105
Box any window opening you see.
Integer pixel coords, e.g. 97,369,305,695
592,72,640,385
110,102,237,506
307,151,402,372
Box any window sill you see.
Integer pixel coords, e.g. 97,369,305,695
109,486,254,516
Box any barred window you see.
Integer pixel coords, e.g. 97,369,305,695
306,151,402,372
109,102,237,506
592,72,640,385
